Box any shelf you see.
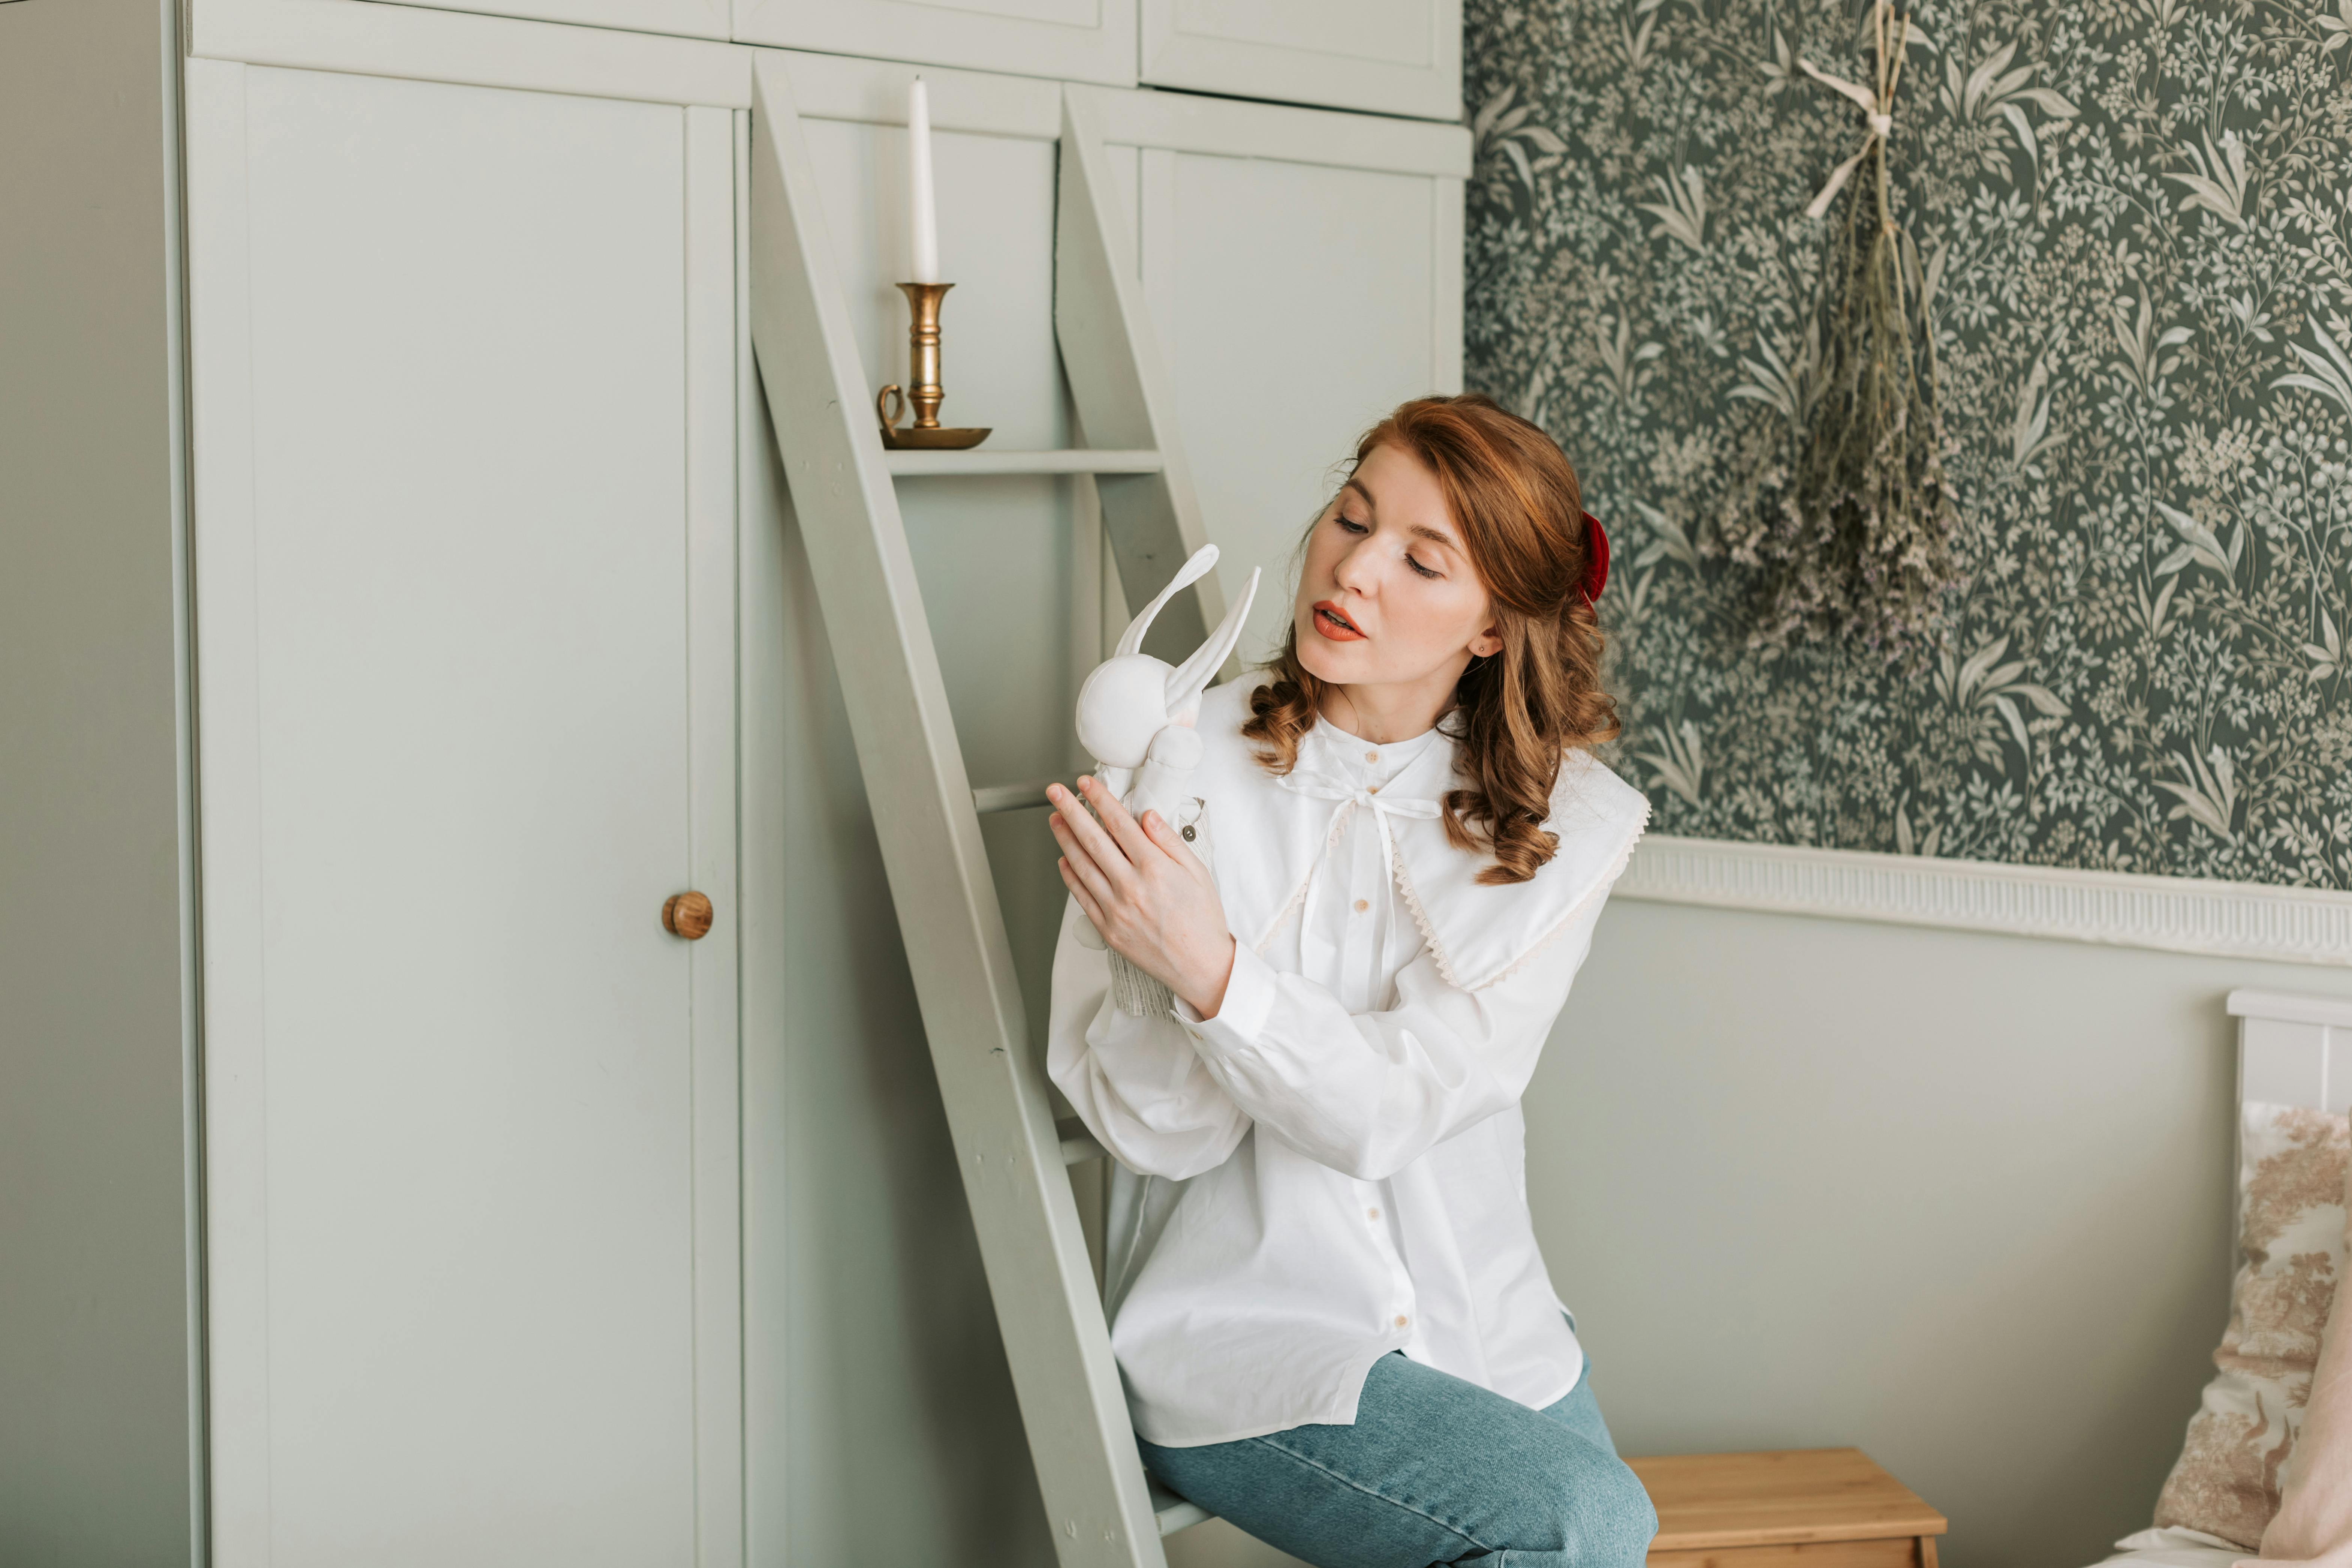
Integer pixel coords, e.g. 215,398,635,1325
884,448,1163,477
1149,1480,1212,1538
971,780,1054,815
1054,1117,1109,1167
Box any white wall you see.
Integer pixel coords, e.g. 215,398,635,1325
1532,900,2352,1568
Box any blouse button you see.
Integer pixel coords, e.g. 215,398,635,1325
1366,1207,1380,1221
1393,1314,1410,1329
1353,899,1369,913
1365,750,1379,763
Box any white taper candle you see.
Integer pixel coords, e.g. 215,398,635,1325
908,77,939,284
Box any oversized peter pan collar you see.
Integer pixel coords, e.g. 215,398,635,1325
1187,681,1653,992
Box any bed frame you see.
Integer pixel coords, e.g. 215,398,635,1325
2231,988,2352,1116
2227,988,2352,1265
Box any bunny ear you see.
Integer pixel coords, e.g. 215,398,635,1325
1115,544,1222,658
1165,566,1259,711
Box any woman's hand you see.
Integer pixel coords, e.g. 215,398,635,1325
1049,774,1237,1019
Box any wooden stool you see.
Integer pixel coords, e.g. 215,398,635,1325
1623,1448,1948,1567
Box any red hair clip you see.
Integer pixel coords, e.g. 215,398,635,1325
1580,512,1609,605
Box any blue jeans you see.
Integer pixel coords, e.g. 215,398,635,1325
1139,1353,1657,1568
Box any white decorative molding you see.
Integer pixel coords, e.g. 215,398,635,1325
1080,83,1473,179
1617,833,2352,968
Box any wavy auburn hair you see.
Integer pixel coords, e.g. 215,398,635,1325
1243,394,1619,885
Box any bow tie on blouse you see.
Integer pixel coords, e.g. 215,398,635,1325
1275,768,1443,978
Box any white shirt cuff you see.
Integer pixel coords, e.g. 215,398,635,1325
1177,941,1277,1051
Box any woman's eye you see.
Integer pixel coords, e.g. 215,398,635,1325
1406,554,1441,580
1337,515,1368,535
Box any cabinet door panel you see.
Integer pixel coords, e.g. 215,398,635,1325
1138,148,1460,662
732,0,1136,87
361,0,730,40
1140,0,1461,120
187,60,739,1568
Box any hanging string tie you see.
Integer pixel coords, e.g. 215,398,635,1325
1276,770,1443,898
1794,1,1910,222
1272,768,1443,977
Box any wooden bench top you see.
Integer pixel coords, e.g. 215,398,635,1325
1623,1448,1949,1552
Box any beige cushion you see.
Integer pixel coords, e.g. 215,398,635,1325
2252,1152,2352,1565
2152,1102,2348,1552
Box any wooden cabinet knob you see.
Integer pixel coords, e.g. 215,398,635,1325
663,891,714,941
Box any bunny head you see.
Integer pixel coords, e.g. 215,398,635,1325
1076,545,1261,770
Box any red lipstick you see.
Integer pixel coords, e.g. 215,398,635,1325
1311,600,1366,641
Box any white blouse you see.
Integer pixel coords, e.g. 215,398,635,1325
1047,681,1650,1448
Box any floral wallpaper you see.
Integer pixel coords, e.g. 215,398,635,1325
1466,0,2352,887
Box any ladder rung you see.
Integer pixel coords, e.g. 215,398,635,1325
1148,1480,1211,1537
972,780,1054,815
1055,1117,1109,1167
886,448,1163,477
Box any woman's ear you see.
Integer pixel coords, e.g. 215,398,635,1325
1468,621,1504,659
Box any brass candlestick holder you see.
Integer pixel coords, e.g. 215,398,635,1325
876,282,991,450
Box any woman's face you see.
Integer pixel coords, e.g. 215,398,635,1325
1292,440,1502,691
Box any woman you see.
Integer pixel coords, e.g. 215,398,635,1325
1045,394,1656,1568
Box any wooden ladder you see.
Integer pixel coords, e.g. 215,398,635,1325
746,58,1222,1568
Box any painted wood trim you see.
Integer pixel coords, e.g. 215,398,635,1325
1431,174,1464,394
190,0,755,106
728,103,797,1564
885,448,1162,476
160,4,213,1542
189,3,1472,176
1137,0,1462,123
362,0,729,42
183,54,275,1566
681,102,747,1568
732,0,1136,90
1079,82,1472,178
2238,1009,2351,1117
191,0,1067,128
2230,988,2352,1028
1615,834,2352,967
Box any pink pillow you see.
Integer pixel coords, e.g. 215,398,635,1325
2245,1153,2352,1566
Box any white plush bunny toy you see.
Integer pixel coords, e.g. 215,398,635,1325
1071,544,1259,967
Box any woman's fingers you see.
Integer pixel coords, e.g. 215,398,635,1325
1057,858,1106,930
1080,775,1162,866
1138,806,1193,864
1048,781,1135,892
1048,810,1120,909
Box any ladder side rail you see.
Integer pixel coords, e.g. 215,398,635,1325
746,59,1165,1568
1054,88,1225,654
1054,84,1231,1540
